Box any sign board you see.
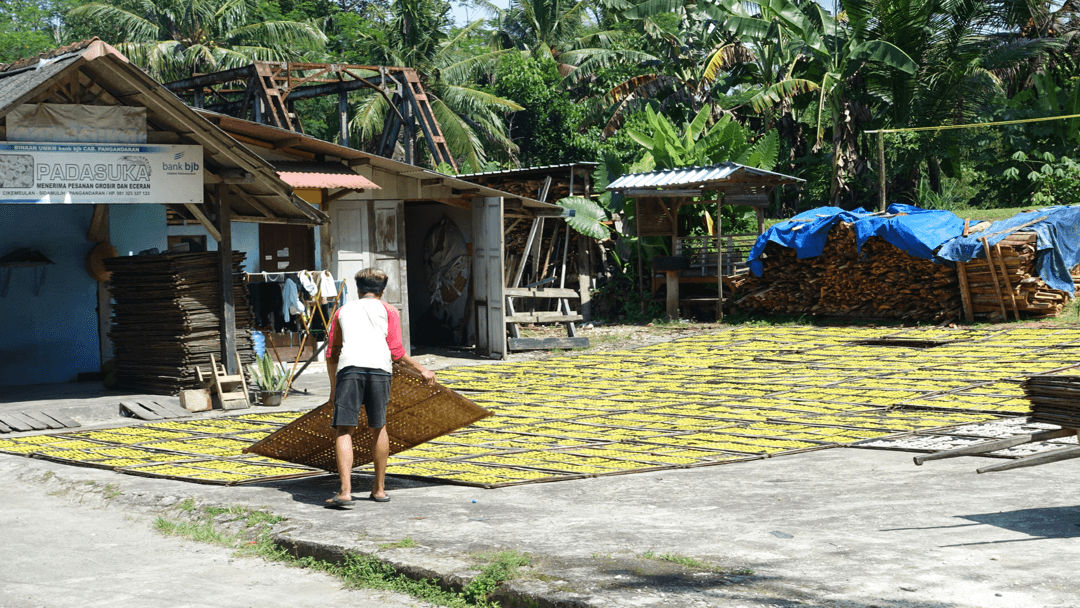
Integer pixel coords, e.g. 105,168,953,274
0,142,203,205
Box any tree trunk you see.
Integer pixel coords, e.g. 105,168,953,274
830,99,870,209
928,156,942,193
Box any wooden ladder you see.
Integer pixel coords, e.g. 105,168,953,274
398,68,457,171
196,352,251,410
253,62,294,131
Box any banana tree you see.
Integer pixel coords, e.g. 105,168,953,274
802,0,917,206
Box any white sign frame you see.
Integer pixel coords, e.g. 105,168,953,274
0,142,203,205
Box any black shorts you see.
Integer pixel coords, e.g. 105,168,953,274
333,367,391,429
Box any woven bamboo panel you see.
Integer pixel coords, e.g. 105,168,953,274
1023,374,1080,428
244,361,491,471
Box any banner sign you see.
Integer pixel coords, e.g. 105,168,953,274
8,104,147,144
0,142,203,205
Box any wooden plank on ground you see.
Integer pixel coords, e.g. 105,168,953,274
120,401,163,420
5,412,46,431
20,411,63,430
505,312,583,324
504,287,579,299
0,415,32,432
37,410,80,429
152,400,193,418
508,337,590,351
0,419,12,433
142,401,191,418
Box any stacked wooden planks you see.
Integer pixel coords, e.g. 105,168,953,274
731,223,960,322
105,252,254,394
957,231,1075,321
1023,375,1080,428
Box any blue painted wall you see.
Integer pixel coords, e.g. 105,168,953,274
167,221,260,272
0,204,166,387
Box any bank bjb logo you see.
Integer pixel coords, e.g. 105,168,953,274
163,150,200,173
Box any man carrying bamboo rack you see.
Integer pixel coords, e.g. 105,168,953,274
325,268,436,508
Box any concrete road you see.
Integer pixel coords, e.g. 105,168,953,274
0,473,434,608
3,445,1079,608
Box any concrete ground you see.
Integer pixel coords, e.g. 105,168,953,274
3,325,1079,607
3,432,1078,607
0,470,436,608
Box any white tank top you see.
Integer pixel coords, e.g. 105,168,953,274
335,298,392,373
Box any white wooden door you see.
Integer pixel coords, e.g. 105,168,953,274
331,198,410,353
472,196,506,358
331,198,371,303
371,200,409,351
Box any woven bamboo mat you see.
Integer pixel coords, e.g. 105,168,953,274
243,361,491,471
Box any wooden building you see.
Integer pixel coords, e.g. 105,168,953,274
0,40,325,388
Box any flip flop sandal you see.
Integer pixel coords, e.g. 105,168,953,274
325,496,355,509
369,493,390,503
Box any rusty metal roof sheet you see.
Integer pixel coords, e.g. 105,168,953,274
273,161,380,190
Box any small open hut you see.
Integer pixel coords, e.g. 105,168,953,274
605,163,803,320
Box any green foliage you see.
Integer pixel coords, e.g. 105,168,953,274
461,550,531,604
247,354,288,392
556,196,610,239
0,0,69,63
492,52,600,166
66,0,328,81
625,105,780,172
1005,151,1080,207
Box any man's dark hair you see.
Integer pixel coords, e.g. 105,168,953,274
355,268,389,296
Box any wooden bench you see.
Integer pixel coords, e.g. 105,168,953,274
505,286,589,351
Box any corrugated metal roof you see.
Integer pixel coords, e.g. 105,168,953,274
273,161,380,190
456,162,599,179
199,110,563,214
606,162,803,191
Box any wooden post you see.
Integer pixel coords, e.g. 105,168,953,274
91,205,113,363
338,92,350,148
216,184,238,374
877,131,886,212
956,219,974,323
576,235,592,321
558,221,577,336
665,270,679,320
717,202,723,322
993,243,1021,321
980,236,1008,321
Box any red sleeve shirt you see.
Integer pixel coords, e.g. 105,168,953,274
326,300,405,362
382,300,406,360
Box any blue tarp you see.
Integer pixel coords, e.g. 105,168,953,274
937,206,1080,294
747,204,965,276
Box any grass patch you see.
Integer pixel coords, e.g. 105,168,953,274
462,550,531,605
154,516,234,545
152,504,530,607
102,483,121,500
378,536,418,550
639,550,754,576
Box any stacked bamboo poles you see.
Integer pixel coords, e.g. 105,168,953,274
105,252,254,394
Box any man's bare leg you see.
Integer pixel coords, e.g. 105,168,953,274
370,425,389,499
332,426,354,500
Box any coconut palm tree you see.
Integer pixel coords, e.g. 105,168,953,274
348,0,522,171
67,0,327,82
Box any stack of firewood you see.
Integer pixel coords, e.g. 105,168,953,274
732,223,961,322
1023,375,1080,428
105,252,255,394
958,231,1075,320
